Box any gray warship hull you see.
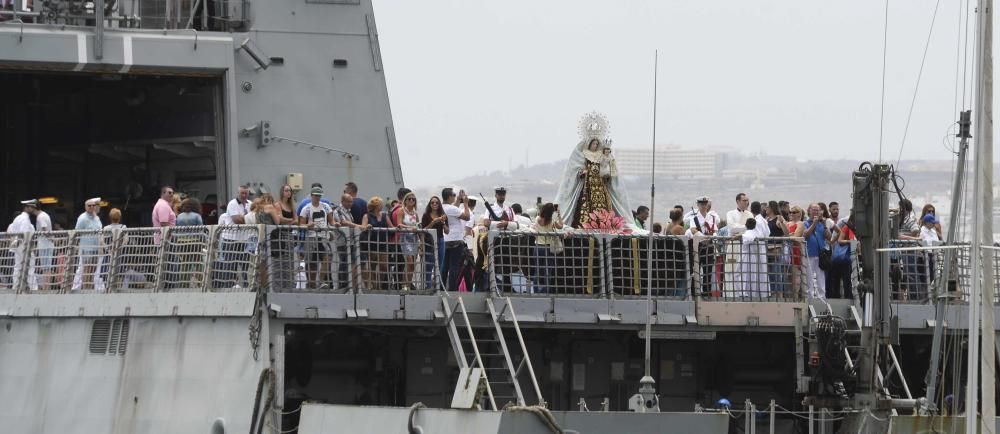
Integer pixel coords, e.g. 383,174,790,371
1,1,997,433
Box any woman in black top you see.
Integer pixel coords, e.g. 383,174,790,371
766,201,789,297
271,185,297,289
421,196,449,288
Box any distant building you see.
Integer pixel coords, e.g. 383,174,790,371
613,146,726,179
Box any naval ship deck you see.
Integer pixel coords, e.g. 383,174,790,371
0,224,990,331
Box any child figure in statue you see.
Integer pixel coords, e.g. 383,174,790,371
600,146,618,180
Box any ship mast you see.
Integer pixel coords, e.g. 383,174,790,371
967,0,996,431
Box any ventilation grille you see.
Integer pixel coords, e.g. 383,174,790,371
90,319,130,356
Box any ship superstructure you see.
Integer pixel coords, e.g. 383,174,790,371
3,2,1000,434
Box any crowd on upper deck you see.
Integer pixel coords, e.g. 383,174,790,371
3,181,946,299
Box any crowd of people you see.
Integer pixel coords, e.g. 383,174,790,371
3,181,946,299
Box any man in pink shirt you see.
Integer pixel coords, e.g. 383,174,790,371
152,185,177,228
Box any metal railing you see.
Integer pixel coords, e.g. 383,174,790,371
0,233,30,293
488,231,606,296
691,236,809,302
888,239,934,302
352,227,441,294
15,224,998,305
0,0,249,31
485,231,810,302
606,234,687,299
1,225,445,294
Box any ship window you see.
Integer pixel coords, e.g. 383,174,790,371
89,318,130,356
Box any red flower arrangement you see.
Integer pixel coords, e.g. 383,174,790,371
580,209,629,233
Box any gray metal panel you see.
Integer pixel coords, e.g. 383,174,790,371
697,301,805,327
551,297,609,323
0,293,255,317
234,28,401,195
892,303,993,331
296,403,729,434
0,317,265,433
503,410,729,434
653,300,696,325
298,404,503,434
403,294,442,321
355,293,402,319
268,292,354,319
497,297,551,323
251,0,373,34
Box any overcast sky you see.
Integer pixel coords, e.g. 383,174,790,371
374,0,983,188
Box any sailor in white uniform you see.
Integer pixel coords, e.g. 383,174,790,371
6,199,38,290
481,187,522,230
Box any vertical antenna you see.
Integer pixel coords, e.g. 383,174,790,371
644,49,658,381
632,48,661,414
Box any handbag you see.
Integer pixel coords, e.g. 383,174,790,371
832,243,851,265
818,246,832,271
549,234,565,254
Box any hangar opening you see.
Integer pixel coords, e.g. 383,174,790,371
0,71,227,228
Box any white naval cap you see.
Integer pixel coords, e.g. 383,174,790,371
85,197,102,206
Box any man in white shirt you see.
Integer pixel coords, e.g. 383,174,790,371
723,193,753,295
299,186,336,289
6,199,37,290
480,187,522,292
481,187,521,230
332,193,363,289
685,196,721,295
510,203,533,230
215,185,251,289
441,187,470,291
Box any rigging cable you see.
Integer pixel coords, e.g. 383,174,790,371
895,0,945,170
879,0,891,162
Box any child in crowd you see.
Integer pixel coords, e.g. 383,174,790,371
920,214,941,246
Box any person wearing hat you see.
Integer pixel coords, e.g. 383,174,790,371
481,187,517,228
919,213,941,247
74,197,104,289
299,186,337,289
685,195,721,295
27,199,53,289
5,200,37,289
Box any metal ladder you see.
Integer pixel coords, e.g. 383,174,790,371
442,295,544,410
844,305,912,401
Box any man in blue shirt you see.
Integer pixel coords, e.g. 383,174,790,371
802,203,832,299
296,182,332,215
345,181,367,225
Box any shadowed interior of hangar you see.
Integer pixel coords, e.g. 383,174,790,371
0,71,225,228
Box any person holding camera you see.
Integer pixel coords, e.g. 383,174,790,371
441,188,471,291
803,203,832,299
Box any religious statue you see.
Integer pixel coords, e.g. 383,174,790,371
553,112,635,229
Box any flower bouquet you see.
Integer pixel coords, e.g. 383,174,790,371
580,209,631,234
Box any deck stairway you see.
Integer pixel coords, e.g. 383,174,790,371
441,295,544,410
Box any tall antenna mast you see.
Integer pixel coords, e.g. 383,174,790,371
632,49,661,413
967,0,995,431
